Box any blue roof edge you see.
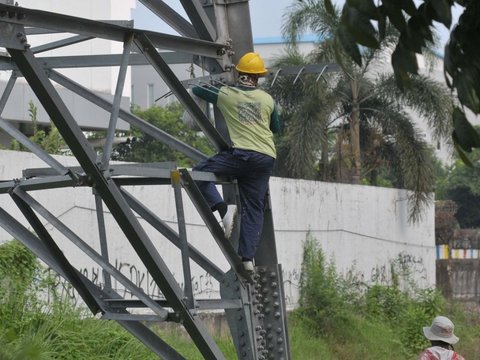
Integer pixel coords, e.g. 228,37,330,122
253,34,317,45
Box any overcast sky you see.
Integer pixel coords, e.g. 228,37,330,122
133,0,461,50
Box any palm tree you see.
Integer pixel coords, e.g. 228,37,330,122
271,0,453,221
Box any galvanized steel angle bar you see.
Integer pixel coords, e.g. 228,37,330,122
0,207,185,359
8,44,193,320
253,189,278,267
12,187,170,320
0,71,16,113
0,53,196,71
179,0,217,41
0,3,225,58
0,118,68,175
171,169,195,309
109,164,174,178
138,0,198,39
119,320,187,360
137,0,223,73
48,69,208,163
0,175,76,194
133,32,229,152
214,0,250,4
7,47,98,165
94,193,112,290
220,270,258,360
0,207,107,312
178,168,251,280
120,187,224,282
31,34,93,54
24,20,134,35
0,22,29,50
10,190,102,314
255,265,291,359
100,32,134,168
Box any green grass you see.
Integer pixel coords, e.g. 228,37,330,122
1,239,480,359
0,300,478,359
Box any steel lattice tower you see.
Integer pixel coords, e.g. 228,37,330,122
0,1,292,359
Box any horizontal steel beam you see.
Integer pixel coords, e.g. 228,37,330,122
0,175,77,194
105,298,242,310
20,166,230,184
25,20,134,35
0,4,225,58
0,52,196,70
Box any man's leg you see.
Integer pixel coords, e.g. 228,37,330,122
193,150,240,209
193,151,241,236
237,174,271,261
236,151,275,262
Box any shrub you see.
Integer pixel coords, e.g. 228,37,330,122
296,234,446,357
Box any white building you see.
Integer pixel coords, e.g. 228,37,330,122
0,0,133,148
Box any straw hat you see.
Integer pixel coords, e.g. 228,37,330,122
423,316,459,345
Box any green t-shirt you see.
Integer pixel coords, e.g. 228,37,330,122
216,86,276,158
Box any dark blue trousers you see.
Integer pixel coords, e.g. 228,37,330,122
193,149,275,260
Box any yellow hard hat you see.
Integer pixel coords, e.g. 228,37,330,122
235,52,268,76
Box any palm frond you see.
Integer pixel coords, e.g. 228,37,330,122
366,105,435,222
374,73,453,142
282,0,340,46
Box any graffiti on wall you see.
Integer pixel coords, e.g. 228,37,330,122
46,251,429,308
47,259,219,306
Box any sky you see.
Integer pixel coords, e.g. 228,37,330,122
132,0,463,51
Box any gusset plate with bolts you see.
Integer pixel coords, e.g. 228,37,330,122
255,264,291,360
220,269,269,360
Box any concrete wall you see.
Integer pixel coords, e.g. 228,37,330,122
0,150,436,308
437,260,480,301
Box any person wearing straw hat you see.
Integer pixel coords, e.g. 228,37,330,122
191,52,280,272
418,316,465,360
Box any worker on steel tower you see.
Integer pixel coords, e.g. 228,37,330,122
192,52,281,272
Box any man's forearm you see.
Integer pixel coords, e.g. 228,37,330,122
192,86,219,104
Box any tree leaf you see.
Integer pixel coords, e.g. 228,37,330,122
392,43,418,75
346,0,378,20
382,0,407,32
400,26,426,53
401,0,417,16
443,42,454,83
452,106,480,152
324,0,336,17
341,5,379,49
453,141,473,167
427,0,452,27
377,5,387,40
408,14,434,43
337,23,362,66
454,71,480,114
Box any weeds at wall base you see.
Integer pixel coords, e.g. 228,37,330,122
1,239,479,359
